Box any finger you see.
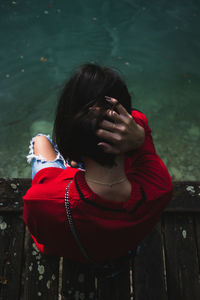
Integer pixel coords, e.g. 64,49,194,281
96,129,121,144
89,106,101,117
100,119,121,132
106,109,123,124
97,142,120,154
70,160,78,168
115,102,131,117
105,96,130,117
89,106,101,112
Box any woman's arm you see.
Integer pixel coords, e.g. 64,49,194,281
97,97,172,198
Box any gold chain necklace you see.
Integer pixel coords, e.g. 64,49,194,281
86,177,127,187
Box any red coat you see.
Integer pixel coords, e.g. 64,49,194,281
23,110,173,263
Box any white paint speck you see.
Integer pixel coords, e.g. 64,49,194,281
32,251,37,256
32,243,39,252
52,274,56,280
186,186,195,193
0,222,7,230
39,275,43,280
44,10,49,14
11,183,17,189
38,265,45,274
29,265,33,272
38,292,42,297
36,254,41,260
46,280,51,289
182,230,187,239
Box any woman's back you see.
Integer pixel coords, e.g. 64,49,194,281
86,180,132,203
23,64,172,263
23,110,172,263
84,155,132,203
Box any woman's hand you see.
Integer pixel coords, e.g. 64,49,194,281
96,97,145,154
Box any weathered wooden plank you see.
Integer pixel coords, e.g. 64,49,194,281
1,178,200,300
0,214,25,300
194,215,200,270
166,182,200,212
133,222,168,300
61,259,97,300
97,263,131,300
61,257,131,300
21,230,60,300
1,179,200,212
0,178,31,212
163,213,200,300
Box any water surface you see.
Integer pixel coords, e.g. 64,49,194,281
0,0,199,180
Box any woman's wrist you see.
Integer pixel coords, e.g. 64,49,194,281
130,124,145,150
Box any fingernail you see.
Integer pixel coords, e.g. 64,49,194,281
105,96,112,102
97,143,106,150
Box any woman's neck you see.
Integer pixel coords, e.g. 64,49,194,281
83,155,131,202
84,155,126,183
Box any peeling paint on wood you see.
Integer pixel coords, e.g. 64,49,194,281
0,221,7,230
38,265,45,274
182,230,187,239
46,280,51,289
10,183,17,190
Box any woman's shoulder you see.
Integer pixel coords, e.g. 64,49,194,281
31,166,78,185
23,167,81,204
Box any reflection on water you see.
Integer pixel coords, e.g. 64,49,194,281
0,0,199,180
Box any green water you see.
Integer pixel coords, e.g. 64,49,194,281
0,0,199,180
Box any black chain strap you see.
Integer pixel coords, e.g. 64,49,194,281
65,180,97,264
64,180,136,278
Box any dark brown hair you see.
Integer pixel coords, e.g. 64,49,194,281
53,63,131,167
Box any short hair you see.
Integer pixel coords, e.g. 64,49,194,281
53,63,132,167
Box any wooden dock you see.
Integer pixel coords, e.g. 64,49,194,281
0,178,200,300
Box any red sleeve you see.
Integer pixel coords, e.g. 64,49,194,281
31,167,64,184
23,200,45,252
126,110,173,202
131,110,156,155
23,167,78,254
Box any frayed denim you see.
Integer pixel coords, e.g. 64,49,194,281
27,134,84,179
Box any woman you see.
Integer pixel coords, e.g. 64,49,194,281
23,63,172,264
